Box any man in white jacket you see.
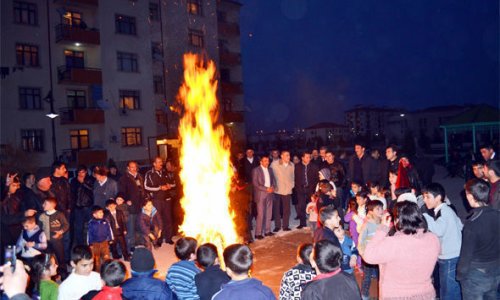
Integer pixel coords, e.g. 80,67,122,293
270,150,294,232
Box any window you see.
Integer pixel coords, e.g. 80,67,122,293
188,29,204,47
153,75,164,94
70,129,89,149
151,42,163,61
21,129,44,152
187,0,202,16
121,127,142,146
13,1,37,25
16,43,39,67
64,50,84,68
149,3,159,21
220,68,230,81
19,87,42,110
67,90,86,108
156,109,167,126
117,52,138,72
115,14,136,35
217,11,226,22
119,90,140,110
62,11,82,26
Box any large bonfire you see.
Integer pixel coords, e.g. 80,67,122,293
177,53,239,256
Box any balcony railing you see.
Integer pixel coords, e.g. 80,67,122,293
55,24,100,45
219,50,241,66
220,81,243,95
223,111,244,123
58,65,102,85
59,107,105,125
218,21,240,37
61,148,107,166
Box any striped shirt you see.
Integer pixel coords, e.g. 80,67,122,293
166,260,201,300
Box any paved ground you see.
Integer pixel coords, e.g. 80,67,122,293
131,164,463,299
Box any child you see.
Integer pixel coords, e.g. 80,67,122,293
166,237,201,299
137,199,162,251
350,181,363,198
368,181,387,210
104,200,130,261
422,183,463,300
212,244,275,300
93,260,127,300
305,194,318,236
343,198,359,245
16,216,47,264
279,243,316,300
312,206,341,248
194,243,230,300
358,199,384,300
333,226,358,274
30,253,59,300
39,197,69,277
58,245,102,300
88,206,113,272
353,191,369,235
316,181,336,211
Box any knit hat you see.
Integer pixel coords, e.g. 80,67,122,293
130,247,155,272
35,168,52,182
318,168,331,181
397,192,417,203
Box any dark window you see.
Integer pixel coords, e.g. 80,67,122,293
21,129,44,152
151,42,163,61
115,14,136,35
223,98,232,112
121,127,142,146
19,87,42,110
117,52,138,72
16,43,39,67
62,11,82,26
13,1,38,25
119,90,140,110
217,11,226,22
220,68,230,81
188,29,204,48
70,129,89,149
187,0,202,16
67,90,86,108
153,75,164,94
64,50,84,68
149,3,159,21
156,109,167,126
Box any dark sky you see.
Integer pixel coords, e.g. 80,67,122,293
239,0,499,133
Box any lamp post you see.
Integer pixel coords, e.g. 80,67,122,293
44,92,58,161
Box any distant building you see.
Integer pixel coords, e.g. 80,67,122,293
304,122,349,145
1,0,244,167
345,105,402,137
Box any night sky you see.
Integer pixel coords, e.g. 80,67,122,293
239,0,499,132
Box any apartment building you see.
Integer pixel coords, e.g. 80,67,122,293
1,0,243,167
345,105,402,137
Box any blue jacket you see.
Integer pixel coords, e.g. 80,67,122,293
87,218,113,244
212,278,275,300
122,270,174,300
339,236,358,273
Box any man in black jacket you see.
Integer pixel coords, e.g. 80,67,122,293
457,179,500,299
118,161,147,250
70,165,94,246
294,151,319,229
144,157,173,245
347,142,378,186
50,161,72,265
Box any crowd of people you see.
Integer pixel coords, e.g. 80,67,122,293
0,142,499,299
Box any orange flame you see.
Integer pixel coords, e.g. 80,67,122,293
177,53,239,256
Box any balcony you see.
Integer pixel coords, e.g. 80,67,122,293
218,21,240,37
220,81,243,95
55,24,100,45
219,50,241,66
222,111,244,123
58,66,102,85
54,0,98,6
59,107,105,125
61,149,107,166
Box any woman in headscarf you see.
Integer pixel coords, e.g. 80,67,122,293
395,155,422,194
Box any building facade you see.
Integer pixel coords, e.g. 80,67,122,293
1,0,244,168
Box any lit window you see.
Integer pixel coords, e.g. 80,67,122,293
121,127,142,146
119,90,140,110
187,0,202,16
16,43,39,67
70,129,89,149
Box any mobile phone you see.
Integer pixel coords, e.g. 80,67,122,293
4,245,16,271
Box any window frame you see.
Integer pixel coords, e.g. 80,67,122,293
121,127,142,147
19,87,42,110
13,1,38,26
119,90,141,110
66,89,87,108
153,75,164,94
188,29,204,48
187,0,202,16
16,43,39,67
21,129,44,152
69,129,90,149
117,51,139,72
149,3,160,21
115,14,137,35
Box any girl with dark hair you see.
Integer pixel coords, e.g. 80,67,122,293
395,156,422,194
30,253,59,300
363,201,440,300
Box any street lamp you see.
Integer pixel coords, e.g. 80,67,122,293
43,91,58,161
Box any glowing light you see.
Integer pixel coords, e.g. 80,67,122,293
177,54,239,260
75,43,81,47
46,113,59,119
